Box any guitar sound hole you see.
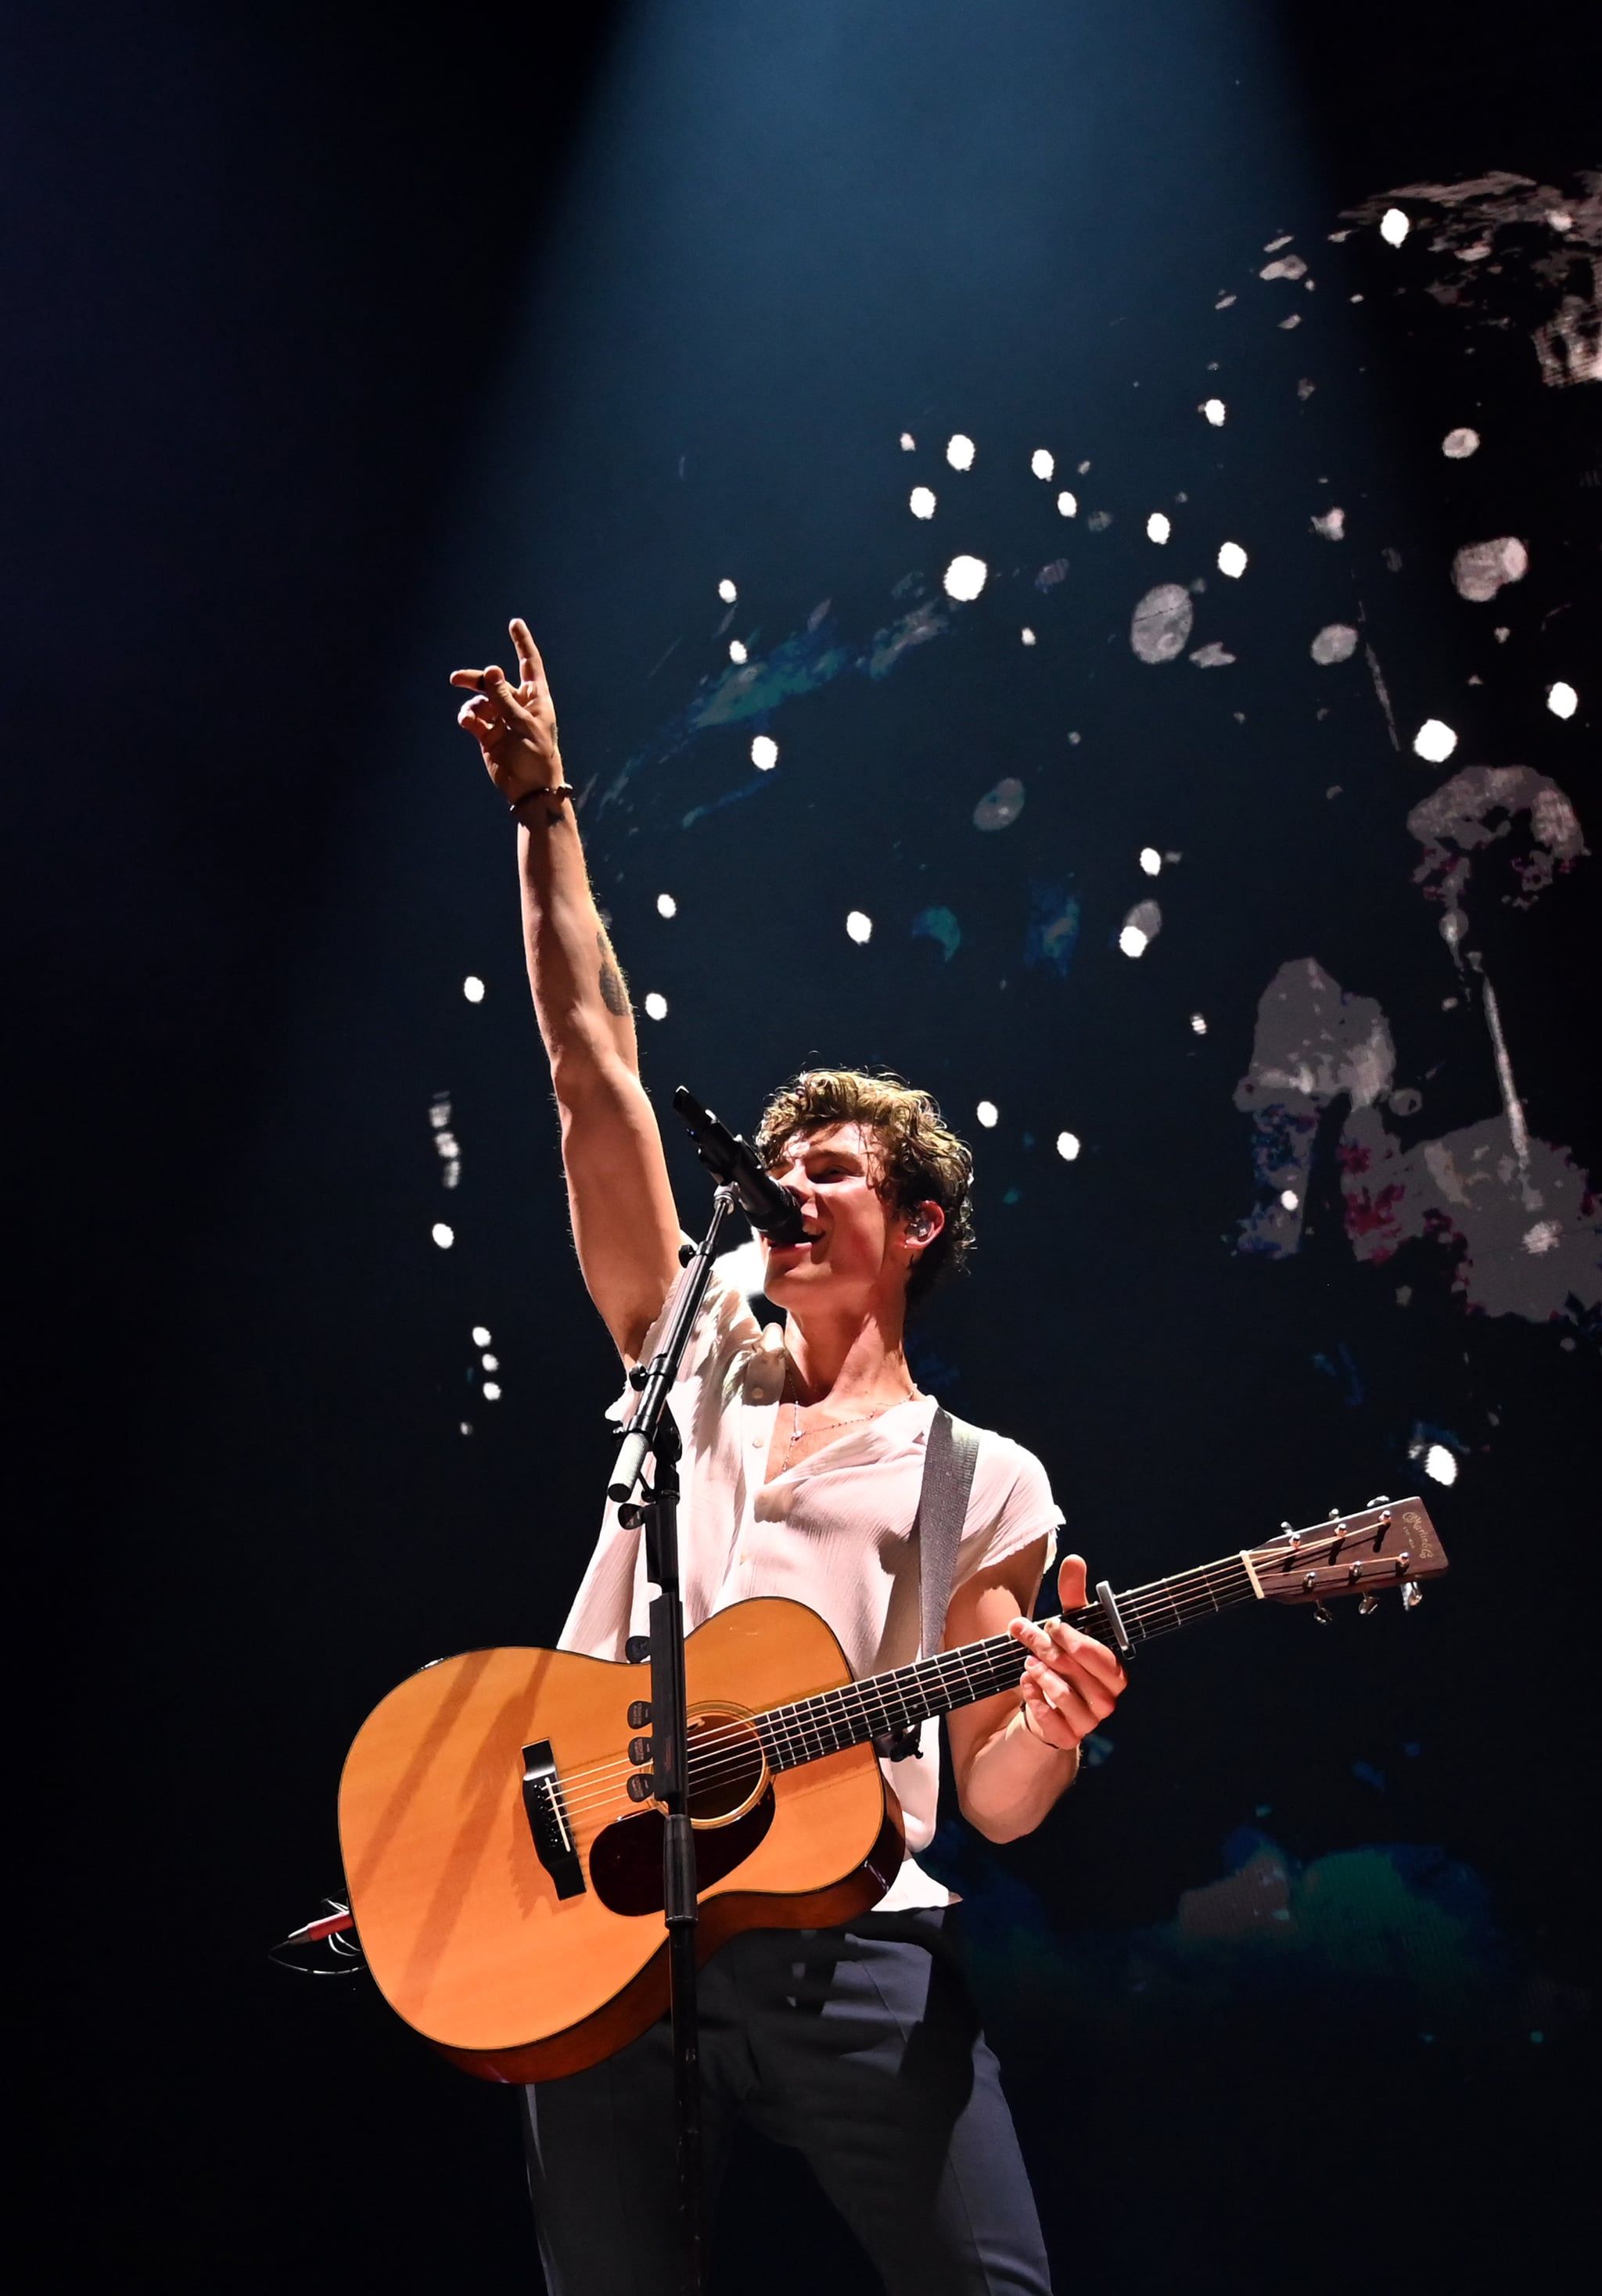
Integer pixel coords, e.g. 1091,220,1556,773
588,1784,775,1917
686,1709,766,1825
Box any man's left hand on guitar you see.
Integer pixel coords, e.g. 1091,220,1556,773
1008,1554,1129,1752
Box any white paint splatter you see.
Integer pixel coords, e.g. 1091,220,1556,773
1547,681,1578,719
1030,449,1054,479
1380,208,1410,246
1119,899,1162,958
1280,1189,1300,1211
431,1222,454,1249
1146,511,1172,544
1189,642,1236,668
946,433,975,472
1130,584,1194,664
481,1352,498,1372
462,975,485,1003
643,991,668,1019
975,1100,999,1129
1190,1013,1208,1035
1216,292,1237,310
1217,540,1248,579
471,1325,491,1346
1312,507,1345,540
973,777,1025,831
1442,426,1481,458
1202,397,1227,425
846,911,873,944
1311,623,1360,665
909,486,937,519
943,555,988,602
1055,1131,1081,1161
1452,536,1528,601
1261,254,1308,280
728,639,748,664
1278,314,1302,330
1422,1444,1457,1487
1412,719,1459,763
717,579,738,606
750,734,778,771
482,1381,501,1402
657,892,677,917
1524,1220,1561,1254
1020,628,1036,646
1056,490,1078,518
1140,848,1162,877
899,432,915,451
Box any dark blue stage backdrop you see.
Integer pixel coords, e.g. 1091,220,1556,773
14,4,1595,2290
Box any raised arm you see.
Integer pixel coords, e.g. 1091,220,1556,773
452,621,681,1362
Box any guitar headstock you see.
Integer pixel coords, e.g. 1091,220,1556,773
1246,1496,1449,1613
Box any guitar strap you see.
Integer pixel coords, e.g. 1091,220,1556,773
915,1406,983,1666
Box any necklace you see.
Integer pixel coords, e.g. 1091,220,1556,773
785,1388,918,1449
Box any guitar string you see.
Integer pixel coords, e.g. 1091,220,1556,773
538,1528,1409,1825
548,1563,1403,1831
544,1583,1236,1826
549,1602,1212,1828
541,1536,1406,1827
557,1614,1205,1836
552,1576,1396,1839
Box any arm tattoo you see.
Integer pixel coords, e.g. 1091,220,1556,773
597,930,629,1018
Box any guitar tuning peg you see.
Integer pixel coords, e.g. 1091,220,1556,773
1313,1602,1334,1625
1357,1594,1378,1616
1367,1494,1392,1506
1401,1580,1423,1611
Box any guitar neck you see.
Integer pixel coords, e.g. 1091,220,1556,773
756,1551,1257,1772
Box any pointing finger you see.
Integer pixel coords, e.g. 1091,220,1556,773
510,619,544,687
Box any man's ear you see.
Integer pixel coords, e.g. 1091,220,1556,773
905,1200,945,1243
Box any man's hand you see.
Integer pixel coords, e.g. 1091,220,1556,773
1007,1553,1128,1753
451,619,562,801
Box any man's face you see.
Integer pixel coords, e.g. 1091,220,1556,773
760,1122,911,1311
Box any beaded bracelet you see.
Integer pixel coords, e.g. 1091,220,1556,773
508,783,576,815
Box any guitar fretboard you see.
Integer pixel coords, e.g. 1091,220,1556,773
753,1552,1256,1772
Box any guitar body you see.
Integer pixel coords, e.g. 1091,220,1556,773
338,1598,903,2084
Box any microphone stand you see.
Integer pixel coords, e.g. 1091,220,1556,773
608,1171,741,2296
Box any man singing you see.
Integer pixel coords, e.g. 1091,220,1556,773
451,621,1127,2295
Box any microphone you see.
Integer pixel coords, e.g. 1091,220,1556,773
673,1086,807,1245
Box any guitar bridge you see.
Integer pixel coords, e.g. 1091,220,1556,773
521,1740,585,1900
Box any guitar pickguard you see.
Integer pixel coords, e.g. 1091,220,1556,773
587,1791,777,1917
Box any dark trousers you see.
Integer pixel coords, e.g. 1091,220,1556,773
522,1910,1053,2295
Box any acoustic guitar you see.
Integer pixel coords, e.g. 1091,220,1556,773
338,1496,1446,2083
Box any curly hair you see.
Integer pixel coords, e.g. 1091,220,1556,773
753,1067,975,1311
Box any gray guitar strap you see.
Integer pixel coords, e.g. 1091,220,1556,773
915,1406,983,1666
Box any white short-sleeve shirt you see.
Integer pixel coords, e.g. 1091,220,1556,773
561,1269,1062,1908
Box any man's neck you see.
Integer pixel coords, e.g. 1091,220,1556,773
784,1295,917,1409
